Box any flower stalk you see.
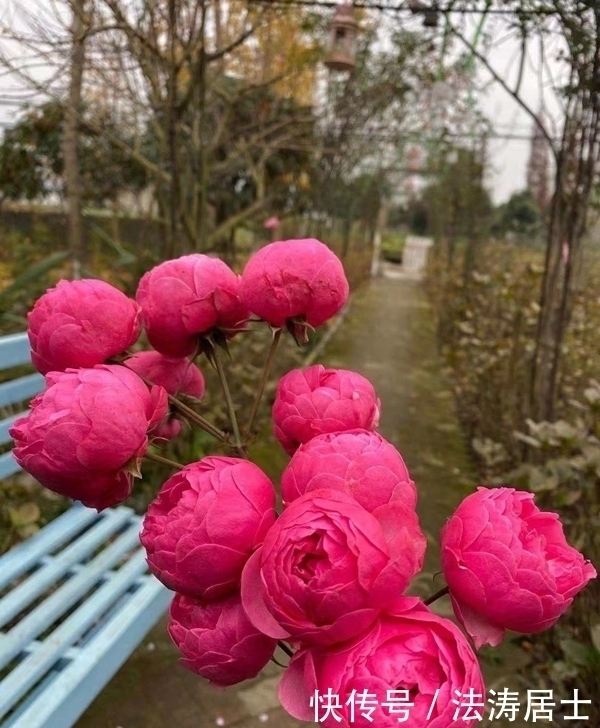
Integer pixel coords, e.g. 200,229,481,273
119,363,228,444
246,327,282,436
144,451,185,470
168,394,228,443
209,341,246,457
424,585,449,606
278,641,293,658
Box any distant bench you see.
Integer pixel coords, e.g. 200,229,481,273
0,332,171,728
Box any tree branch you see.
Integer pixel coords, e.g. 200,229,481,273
206,196,273,246
207,16,260,62
0,52,171,185
448,22,559,162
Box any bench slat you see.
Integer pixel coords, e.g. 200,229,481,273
3,574,171,728
0,508,133,628
0,450,20,480
0,412,26,446
0,522,142,672
0,333,32,369
0,374,45,407
0,550,163,722
0,506,97,590
0,331,172,728
0,373,44,407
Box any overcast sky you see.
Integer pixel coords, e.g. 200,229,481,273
0,1,566,205
440,10,565,204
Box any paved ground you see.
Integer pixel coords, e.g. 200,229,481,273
76,266,528,728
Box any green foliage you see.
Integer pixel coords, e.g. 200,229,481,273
380,230,406,264
426,245,542,461
386,199,428,236
0,101,148,206
0,251,70,303
0,224,71,334
0,102,63,206
309,27,435,234
507,380,600,502
503,391,600,715
0,134,45,203
426,242,600,720
423,145,493,243
206,76,316,225
0,472,68,555
491,189,543,241
0,215,151,334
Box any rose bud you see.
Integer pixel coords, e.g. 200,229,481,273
136,255,249,357
281,429,416,512
279,598,485,728
272,365,380,455
241,489,425,647
27,279,141,374
9,365,168,510
441,486,597,648
239,239,349,334
141,457,277,600
124,350,205,440
168,592,277,687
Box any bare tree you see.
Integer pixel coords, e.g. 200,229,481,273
0,0,319,260
63,0,90,279
311,25,436,251
527,112,551,211
451,0,600,421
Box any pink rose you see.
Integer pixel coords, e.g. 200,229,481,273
136,255,249,357
124,351,205,440
141,457,277,600
27,279,141,374
239,239,349,328
9,365,168,510
272,366,381,455
281,429,416,512
263,216,280,230
279,598,485,728
168,592,277,687
124,350,205,398
241,489,426,647
441,487,597,648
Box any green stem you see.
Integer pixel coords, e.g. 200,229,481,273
168,394,229,443
117,361,228,444
144,451,185,470
278,641,293,658
246,327,282,435
424,585,449,606
211,345,246,457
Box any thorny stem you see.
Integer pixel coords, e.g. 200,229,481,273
211,344,246,457
278,641,294,658
246,327,282,436
424,585,450,606
144,451,185,470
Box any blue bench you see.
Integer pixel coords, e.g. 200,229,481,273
0,332,171,728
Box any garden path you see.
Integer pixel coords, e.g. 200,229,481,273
75,265,528,728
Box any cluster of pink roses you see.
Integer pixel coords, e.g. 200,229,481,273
10,238,596,727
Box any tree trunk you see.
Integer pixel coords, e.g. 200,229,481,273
63,0,88,280
166,0,179,258
530,196,579,422
529,7,600,422
530,112,599,421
